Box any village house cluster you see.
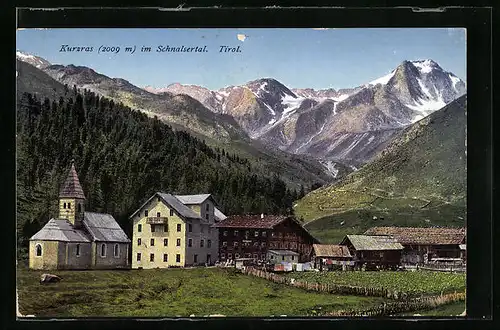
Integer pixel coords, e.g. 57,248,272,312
28,163,467,271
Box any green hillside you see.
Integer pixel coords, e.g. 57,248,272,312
294,95,466,243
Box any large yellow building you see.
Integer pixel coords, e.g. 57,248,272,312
130,193,225,269
28,161,131,270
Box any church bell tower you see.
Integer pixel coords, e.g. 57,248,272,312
59,159,86,228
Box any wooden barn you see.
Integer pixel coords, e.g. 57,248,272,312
340,235,403,270
312,244,353,271
214,214,319,263
363,227,466,265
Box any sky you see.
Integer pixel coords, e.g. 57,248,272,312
16,28,466,90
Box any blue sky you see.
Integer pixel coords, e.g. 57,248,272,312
16,28,466,90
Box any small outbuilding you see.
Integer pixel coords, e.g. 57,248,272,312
340,235,403,270
312,244,354,271
266,250,299,264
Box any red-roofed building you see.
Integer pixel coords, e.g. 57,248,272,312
213,214,319,263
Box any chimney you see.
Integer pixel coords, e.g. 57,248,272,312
261,213,264,219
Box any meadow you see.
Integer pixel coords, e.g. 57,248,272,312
17,266,388,317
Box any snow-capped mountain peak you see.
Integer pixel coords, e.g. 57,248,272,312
16,51,51,69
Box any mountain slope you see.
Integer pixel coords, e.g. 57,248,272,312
16,58,335,190
16,51,51,69
158,59,465,164
294,95,466,243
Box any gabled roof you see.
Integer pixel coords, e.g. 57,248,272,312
175,194,212,205
59,161,86,199
313,244,352,258
128,192,201,220
363,227,466,245
268,250,300,256
30,219,90,242
214,207,227,222
342,235,403,251
213,215,288,229
83,212,130,243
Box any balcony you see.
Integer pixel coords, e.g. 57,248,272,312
146,217,168,224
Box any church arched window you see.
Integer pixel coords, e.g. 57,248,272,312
76,244,80,256
78,203,82,212
63,202,67,209
101,244,107,257
35,244,42,256
68,202,71,209
114,244,119,257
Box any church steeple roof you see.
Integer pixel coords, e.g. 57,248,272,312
59,159,86,200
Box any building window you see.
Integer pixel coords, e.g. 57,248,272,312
253,253,258,259
176,254,181,263
194,254,198,263
188,239,193,247
235,253,240,258
177,224,182,232
138,238,141,246
114,244,119,257
245,231,249,237
137,253,141,261
207,240,212,248
68,202,71,209
150,253,154,262
292,255,295,261
78,203,82,212
254,231,259,237
188,224,192,232
234,242,239,247
208,227,212,234
164,238,168,246
151,225,156,232
138,224,142,232
234,230,239,236
145,209,148,216
221,253,226,259
271,231,275,237
157,212,161,217
223,231,228,236
261,242,266,247
228,253,232,259
205,214,209,220
222,241,227,247
163,254,168,262
101,244,106,257
170,209,174,216
206,204,209,211
262,231,267,237
63,202,66,209
253,242,259,247
245,253,251,258
164,224,168,232
176,238,181,246
157,196,161,202
150,238,155,246
35,244,42,256
271,255,274,259
76,244,80,256
282,256,285,261
200,240,204,248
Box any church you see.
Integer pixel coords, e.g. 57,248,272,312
28,161,131,270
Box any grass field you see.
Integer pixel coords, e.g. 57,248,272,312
17,266,388,317
282,271,466,296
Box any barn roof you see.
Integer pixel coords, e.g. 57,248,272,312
30,219,90,242
59,161,86,199
313,244,352,258
213,215,288,229
83,212,130,243
343,235,403,251
363,227,466,245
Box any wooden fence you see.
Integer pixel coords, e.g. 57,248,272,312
242,267,412,300
324,291,465,317
241,267,465,317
